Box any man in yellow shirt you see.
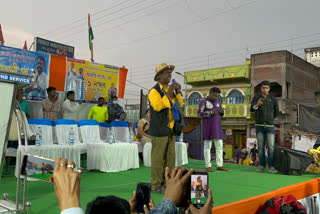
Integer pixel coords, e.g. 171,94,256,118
239,149,254,166
148,63,183,193
88,97,108,123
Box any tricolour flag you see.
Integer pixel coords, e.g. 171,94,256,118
88,13,94,62
0,24,4,45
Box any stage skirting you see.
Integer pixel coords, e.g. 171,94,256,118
212,177,320,214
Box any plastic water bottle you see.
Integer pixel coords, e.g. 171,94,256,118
36,127,42,146
69,127,75,145
108,127,115,143
179,132,184,142
129,128,134,143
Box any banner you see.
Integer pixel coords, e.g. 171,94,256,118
49,54,66,91
0,45,50,100
66,58,119,102
34,37,75,58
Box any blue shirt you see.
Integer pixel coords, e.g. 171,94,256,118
148,198,177,214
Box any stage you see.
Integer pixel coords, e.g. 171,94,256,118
0,159,318,214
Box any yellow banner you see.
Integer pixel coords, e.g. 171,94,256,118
66,58,119,102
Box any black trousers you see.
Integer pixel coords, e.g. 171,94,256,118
7,140,35,149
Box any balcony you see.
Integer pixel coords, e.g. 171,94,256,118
186,104,251,118
185,62,250,86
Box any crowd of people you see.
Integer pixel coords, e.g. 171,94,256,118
53,157,213,214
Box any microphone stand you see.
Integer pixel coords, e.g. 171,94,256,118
175,72,188,116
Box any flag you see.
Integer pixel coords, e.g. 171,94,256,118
23,40,27,49
0,24,4,45
88,13,94,62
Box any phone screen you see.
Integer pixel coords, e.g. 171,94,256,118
191,172,208,208
135,182,151,213
21,155,55,182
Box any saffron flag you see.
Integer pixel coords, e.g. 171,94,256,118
0,24,4,45
88,14,94,62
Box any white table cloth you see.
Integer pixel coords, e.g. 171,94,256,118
143,142,189,167
15,144,85,177
116,141,143,153
87,142,139,172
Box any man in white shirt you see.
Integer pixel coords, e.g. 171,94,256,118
7,108,35,148
24,56,48,98
62,91,83,121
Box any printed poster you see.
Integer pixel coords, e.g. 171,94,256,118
0,46,50,100
66,58,119,102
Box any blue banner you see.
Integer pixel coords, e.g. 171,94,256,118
0,73,32,84
35,37,74,58
0,45,50,100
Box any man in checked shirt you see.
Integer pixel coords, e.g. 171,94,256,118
42,87,61,121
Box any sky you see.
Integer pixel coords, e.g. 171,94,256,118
1,0,320,103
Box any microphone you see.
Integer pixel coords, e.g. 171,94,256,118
172,79,182,93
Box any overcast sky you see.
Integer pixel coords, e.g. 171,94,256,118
1,0,320,103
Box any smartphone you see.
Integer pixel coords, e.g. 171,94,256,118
135,182,151,213
21,155,55,183
191,171,209,208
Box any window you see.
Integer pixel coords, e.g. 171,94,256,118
226,89,244,104
218,96,223,104
188,92,202,106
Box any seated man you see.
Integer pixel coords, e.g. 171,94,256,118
118,112,127,122
239,149,253,166
7,108,36,149
306,146,320,173
137,109,151,146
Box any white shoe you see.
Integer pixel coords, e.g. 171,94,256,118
256,166,265,172
269,167,278,174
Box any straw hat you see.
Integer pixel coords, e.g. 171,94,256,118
154,63,175,81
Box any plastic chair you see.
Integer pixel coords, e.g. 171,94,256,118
28,118,53,145
55,119,81,145
79,120,105,144
110,120,130,142
99,122,110,142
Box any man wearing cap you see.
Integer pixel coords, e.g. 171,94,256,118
250,80,279,173
148,63,183,193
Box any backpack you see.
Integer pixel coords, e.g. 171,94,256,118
257,195,306,214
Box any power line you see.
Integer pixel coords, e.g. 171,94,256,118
64,0,172,44
96,0,177,34
128,30,320,74
55,0,159,42
129,37,320,83
39,0,133,37
126,79,149,90
98,0,259,52
125,92,141,96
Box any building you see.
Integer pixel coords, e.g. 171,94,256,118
184,50,320,159
185,60,251,159
250,50,320,146
305,46,320,67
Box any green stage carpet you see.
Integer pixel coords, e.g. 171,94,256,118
0,159,317,214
